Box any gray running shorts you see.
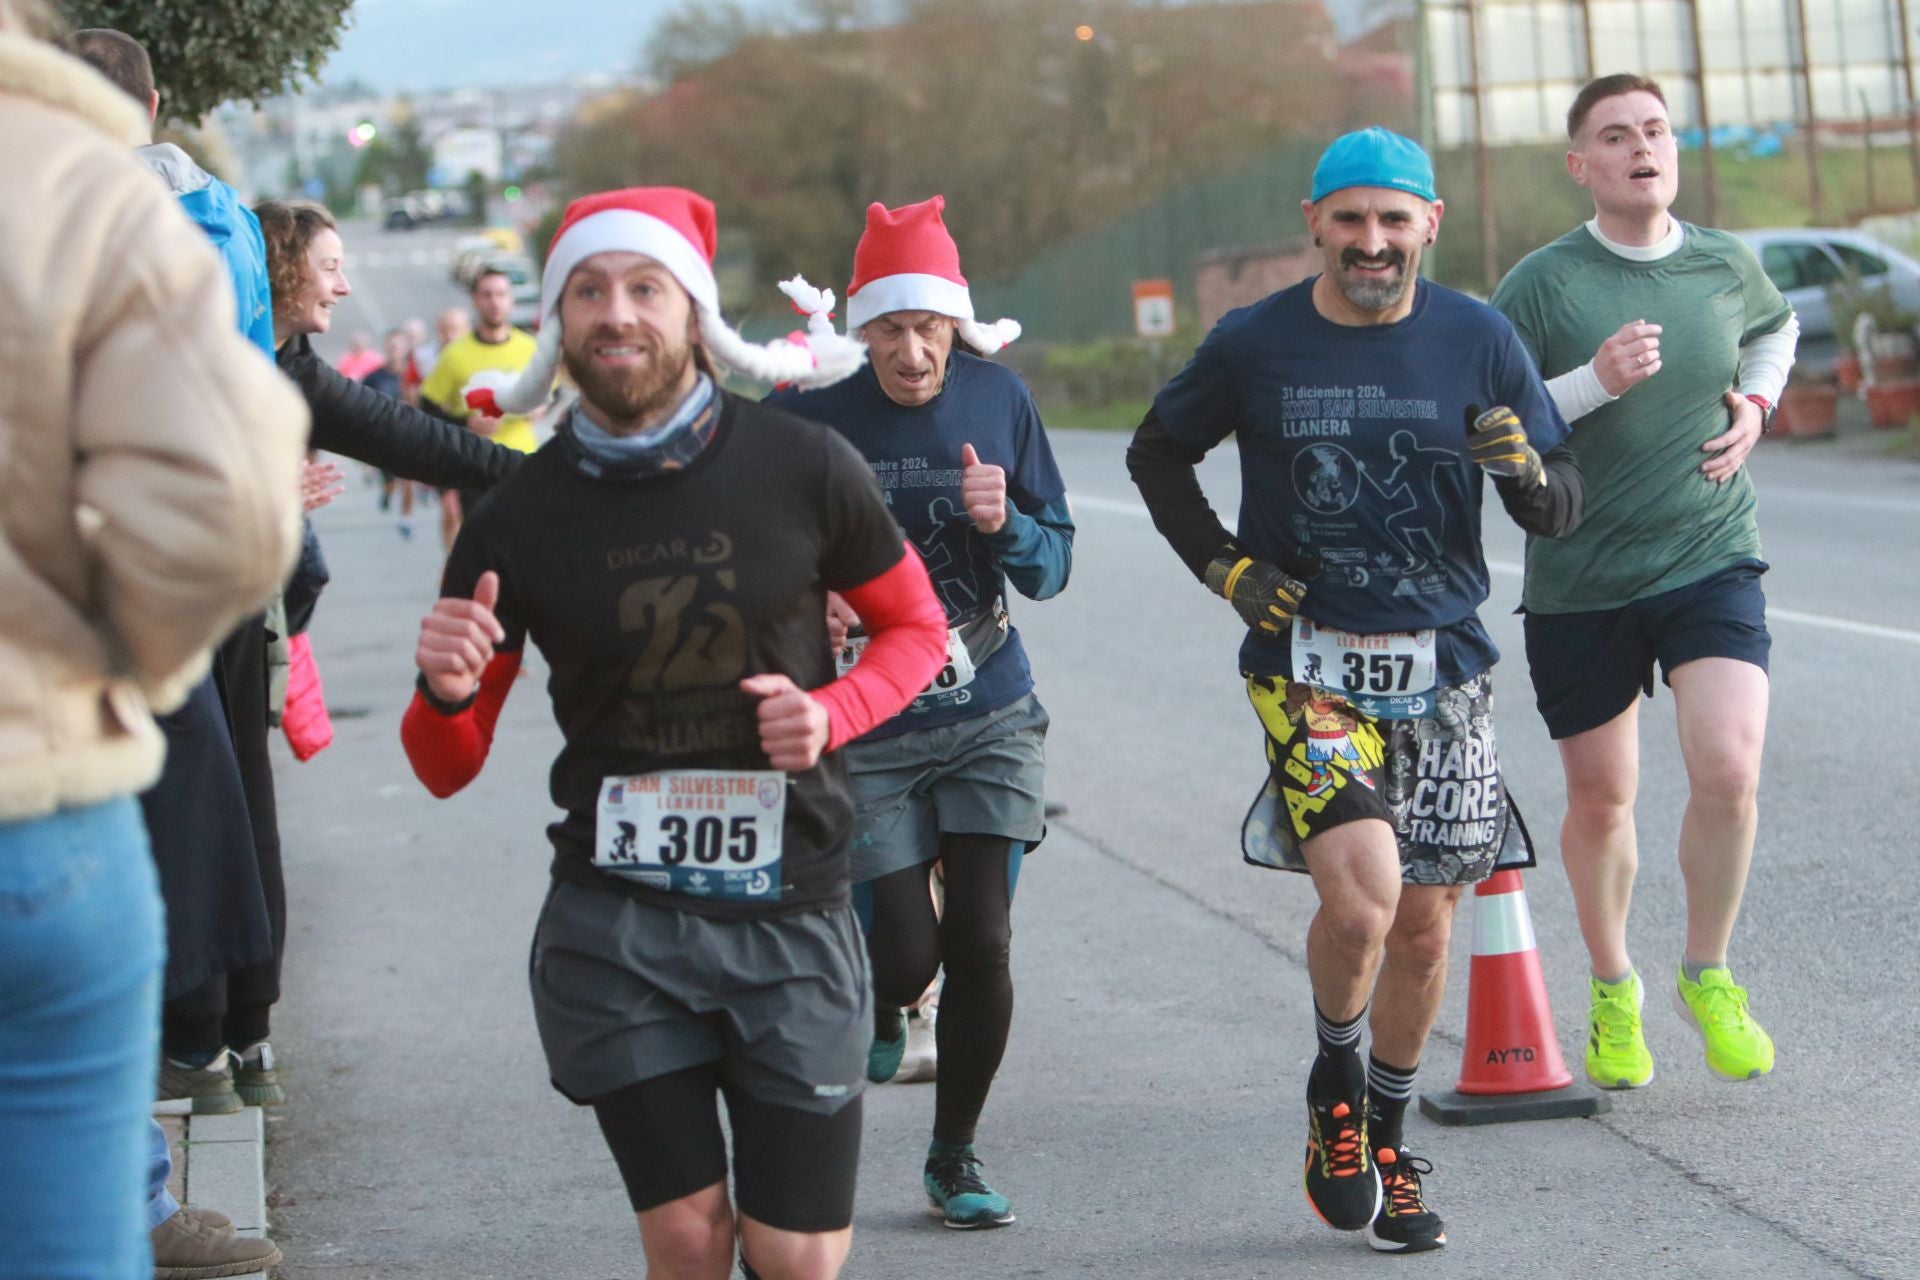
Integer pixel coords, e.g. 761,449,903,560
529,878,871,1115
842,692,1049,885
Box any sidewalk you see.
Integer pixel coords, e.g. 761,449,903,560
156,1108,272,1278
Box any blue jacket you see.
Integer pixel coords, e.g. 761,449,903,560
137,143,274,354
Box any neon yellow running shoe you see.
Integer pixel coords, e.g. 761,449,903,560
1671,965,1774,1081
1586,972,1655,1090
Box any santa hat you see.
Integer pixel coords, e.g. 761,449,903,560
465,187,866,416
780,195,1020,357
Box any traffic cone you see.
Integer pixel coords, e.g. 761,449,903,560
1419,870,1610,1125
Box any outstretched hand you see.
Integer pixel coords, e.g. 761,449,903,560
415,570,504,703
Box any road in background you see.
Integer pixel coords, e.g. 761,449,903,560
275,235,1920,1277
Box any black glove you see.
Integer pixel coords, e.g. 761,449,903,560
1204,547,1308,634
1466,404,1544,488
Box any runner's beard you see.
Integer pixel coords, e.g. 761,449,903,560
563,332,695,434
1335,247,1411,312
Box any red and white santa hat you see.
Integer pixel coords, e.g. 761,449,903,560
777,195,1020,356
467,186,866,416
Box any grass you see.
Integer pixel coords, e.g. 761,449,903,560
1037,398,1151,432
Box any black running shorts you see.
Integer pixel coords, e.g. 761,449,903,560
1524,560,1770,740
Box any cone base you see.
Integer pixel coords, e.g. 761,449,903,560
1418,1084,1611,1127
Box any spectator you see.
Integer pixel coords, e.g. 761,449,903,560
0,9,305,1280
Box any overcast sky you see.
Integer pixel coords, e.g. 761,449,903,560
319,0,1390,95
317,0,750,93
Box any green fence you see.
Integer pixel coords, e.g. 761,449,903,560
971,143,1326,346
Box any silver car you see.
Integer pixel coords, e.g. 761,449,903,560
1732,227,1920,351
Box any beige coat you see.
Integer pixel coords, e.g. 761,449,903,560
0,34,308,823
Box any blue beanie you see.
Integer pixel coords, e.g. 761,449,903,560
1311,128,1437,203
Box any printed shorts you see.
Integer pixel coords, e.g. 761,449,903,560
1240,672,1533,886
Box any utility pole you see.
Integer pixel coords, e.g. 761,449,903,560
1464,0,1499,292
1794,0,1825,222
1685,0,1720,226
1898,0,1920,205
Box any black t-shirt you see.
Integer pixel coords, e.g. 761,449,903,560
440,392,906,919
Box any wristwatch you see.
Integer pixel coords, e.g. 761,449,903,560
1744,393,1774,434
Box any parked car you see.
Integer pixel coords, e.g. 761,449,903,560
1731,227,1920,348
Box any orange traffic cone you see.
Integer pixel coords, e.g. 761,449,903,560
1419,870,1610,1125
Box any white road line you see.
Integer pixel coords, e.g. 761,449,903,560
1078,495,1920,646
1761,486,1920,516
409,249,432,266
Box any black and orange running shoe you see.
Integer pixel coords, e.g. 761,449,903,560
1369,1147,1446,1253
1303,1087,1380,1230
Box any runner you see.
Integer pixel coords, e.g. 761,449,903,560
768,195,1074,1231
420,266,542,539
401,186,947,1280
1127,128,1583,1253
1489,74,1796,1089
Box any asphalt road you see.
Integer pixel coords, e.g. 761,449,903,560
272,224,1920,1277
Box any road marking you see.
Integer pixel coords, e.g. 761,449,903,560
1077,494,1920,646
1761,485,1920,516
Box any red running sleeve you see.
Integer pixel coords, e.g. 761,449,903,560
400,649,523,798
811,546,948,752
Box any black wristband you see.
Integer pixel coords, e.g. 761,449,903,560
414,671,478,715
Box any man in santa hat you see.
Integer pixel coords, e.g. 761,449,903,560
400,186,949,1280
768,195,1075,1232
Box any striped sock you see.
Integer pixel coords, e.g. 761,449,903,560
1314,1003,1364,1056
1367,1055,1419,1154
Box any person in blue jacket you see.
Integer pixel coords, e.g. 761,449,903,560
769,196,1073,1231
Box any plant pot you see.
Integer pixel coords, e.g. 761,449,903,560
1778,383,1838,438
1865,378,1920,429
1835,351,1862,394
1873,354,1919,382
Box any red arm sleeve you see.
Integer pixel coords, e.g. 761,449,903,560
810,545,948,752
399,649,523,798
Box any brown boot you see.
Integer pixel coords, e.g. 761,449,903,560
150,1206,282,1279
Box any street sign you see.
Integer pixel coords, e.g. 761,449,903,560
1132,278,1176,338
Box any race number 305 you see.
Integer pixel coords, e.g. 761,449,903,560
595,770,786,871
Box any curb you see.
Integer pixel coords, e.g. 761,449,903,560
158,1108,272,1277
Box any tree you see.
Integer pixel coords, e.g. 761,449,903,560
64,0,354,121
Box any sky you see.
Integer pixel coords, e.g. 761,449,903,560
318,0,1391,95
316,0,762,93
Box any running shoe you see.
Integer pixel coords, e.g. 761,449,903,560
1368,1147,1446,1253
867,1017,905,1084
155,1049,242,1116
1586,971,1655,1089
232,1040,286,1106
898,1004,938,1084
925,1141,1016,1229
1672,965,1774,1081
1303,1087,1380,1231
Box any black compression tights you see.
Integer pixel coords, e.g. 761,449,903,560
865,834,1016,1147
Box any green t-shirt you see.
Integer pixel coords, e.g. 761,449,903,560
1490,223,1791,613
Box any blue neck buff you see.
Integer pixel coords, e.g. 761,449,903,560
566,373,719,480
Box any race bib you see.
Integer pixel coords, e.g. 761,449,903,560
594,771,785,902
836,627,976,696
1291,617,1437,718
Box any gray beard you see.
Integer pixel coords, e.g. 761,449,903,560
1335,268,1410,313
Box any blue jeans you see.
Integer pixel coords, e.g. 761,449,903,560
0,797,162,1279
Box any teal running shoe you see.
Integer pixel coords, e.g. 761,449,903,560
924,1141,1015,1229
